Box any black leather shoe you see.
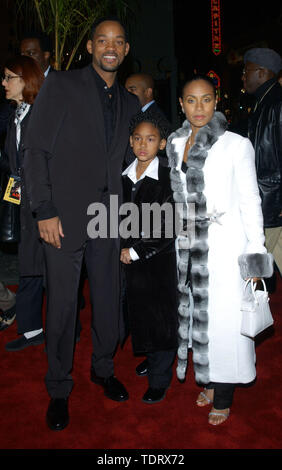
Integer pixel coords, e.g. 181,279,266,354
0,307,16,332
46,398,69,431
5,332,44,351
136,359,148,376
91,370,129,402
142,387,167,404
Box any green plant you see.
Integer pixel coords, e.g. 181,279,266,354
16,0,137,70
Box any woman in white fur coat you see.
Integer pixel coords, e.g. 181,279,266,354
166,75,273,425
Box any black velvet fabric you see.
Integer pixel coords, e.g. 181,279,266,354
122,163,179,353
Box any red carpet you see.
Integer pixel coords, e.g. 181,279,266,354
0,277,281,451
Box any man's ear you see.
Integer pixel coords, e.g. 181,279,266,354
159,138,166,150
86,39,93,55
125,42,130,57
44,51,50,61
145,87,153,100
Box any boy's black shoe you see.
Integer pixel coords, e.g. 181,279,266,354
136,359,148,376
46,398,69,431
91,370,129,402
142,387,167,404
0,307,16,331
5,332,44,351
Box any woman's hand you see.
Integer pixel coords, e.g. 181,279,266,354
120,248,132,264
246,277,261,283
246,277,262,290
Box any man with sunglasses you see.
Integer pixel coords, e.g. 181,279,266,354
242,47,282,291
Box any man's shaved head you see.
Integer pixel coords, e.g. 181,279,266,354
125,73,154,106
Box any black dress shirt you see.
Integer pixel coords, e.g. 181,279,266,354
91,66,117,151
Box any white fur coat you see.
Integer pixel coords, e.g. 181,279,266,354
166,112,273,384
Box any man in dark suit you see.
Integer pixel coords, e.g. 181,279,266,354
20,31,53,77
125,73,170,123
24,17,140,431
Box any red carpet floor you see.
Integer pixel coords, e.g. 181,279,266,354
0,277,281,451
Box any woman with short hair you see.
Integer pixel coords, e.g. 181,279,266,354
1,55,45,349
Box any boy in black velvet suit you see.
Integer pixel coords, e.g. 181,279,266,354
121,112,178,404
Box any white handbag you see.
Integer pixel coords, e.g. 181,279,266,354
240,279,274,338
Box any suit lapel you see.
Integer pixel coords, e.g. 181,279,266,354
122,174,133,203
82,68,127,158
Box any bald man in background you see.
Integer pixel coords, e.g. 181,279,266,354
125,73,170,124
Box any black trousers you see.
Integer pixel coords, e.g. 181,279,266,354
146,349,176,389
206,382,235,409
43,236,120,398
16,276,44,334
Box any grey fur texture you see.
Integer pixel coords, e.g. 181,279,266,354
166,112,228,384
238,253,274,279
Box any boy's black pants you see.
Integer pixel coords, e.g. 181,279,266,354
146,349,176,389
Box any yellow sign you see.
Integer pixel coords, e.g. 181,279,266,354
3,176,21,205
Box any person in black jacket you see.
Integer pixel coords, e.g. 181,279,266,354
125,73,168,117
0,32,53,144
242,47,282,283
0,56,45,345
121,111,178,404
20,31,53,77
23,17,140,431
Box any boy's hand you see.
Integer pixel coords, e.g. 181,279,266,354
120,248,132,264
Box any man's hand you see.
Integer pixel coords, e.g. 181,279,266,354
38,216,64,249
120,248,132,264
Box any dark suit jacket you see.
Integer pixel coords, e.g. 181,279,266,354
121,162,178,353
146,101,171,129
145,101,171,165
23,64,140,250
4,109,43,276
0,101,14,145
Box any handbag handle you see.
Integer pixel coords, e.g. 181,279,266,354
244,278,268,304
250,278,267,295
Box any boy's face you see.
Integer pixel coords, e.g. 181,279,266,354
130,122,166,165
